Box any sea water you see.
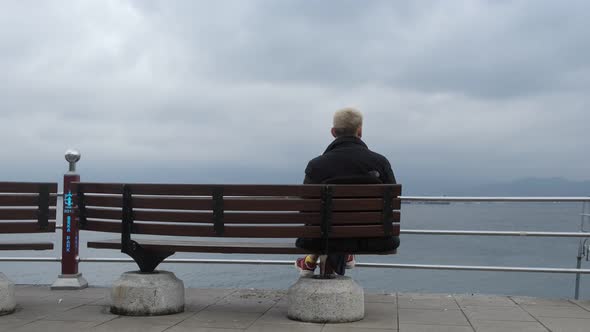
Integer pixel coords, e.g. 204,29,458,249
1,201,589,299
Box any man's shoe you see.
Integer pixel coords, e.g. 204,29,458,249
345,254,356,269
295,257,316,277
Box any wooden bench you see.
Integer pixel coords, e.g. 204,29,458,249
0,182,58,315
74,182,401,273
0,182,58,251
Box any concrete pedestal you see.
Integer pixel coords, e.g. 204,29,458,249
111,270,184,316
51,273,88,290
0,272,16,316
287,276,364,323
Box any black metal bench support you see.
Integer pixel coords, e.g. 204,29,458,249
120,185,174,273
318,185,334,279
382,186,394,236
37,184,50,231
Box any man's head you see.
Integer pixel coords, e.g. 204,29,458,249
332,108,363,138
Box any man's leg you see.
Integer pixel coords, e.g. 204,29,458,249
295,254,318,277
346,254,356,269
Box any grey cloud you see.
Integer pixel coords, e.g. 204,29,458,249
0,0,589,194
141,1,590,99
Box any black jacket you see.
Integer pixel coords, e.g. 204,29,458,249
304,136,396,185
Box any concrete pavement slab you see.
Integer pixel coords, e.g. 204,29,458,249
174,309,262,329
246,322,323,332
535,316,590,332
365,293,397,304
399,324,473,332
522,304,590,319
333,301,397,329
399,308,470,326
462,306,536,322
469,320,549,332
454,295,517,307
511,296,578,307
11,320,99,332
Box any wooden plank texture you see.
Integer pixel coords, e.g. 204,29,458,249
0,222,56,233
0,182,58,193
84,208,400,225
0,208,57,220
0,195,58,207
88,239,397,255
0,242,54,250
82,220,399,238
74,183,401,197
82,196,400,211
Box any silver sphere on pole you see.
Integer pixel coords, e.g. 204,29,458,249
65,149,81,172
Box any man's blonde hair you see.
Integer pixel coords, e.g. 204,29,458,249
333,108,363,137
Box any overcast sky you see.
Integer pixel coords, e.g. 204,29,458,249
1,0,588,194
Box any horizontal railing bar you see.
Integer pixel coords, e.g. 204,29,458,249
57,193,590,202
358,263,590,274
77,258,590,274
402,230,590,237
3,257,590,274
55,227,589,237
0,257,61,262
401,196,590,202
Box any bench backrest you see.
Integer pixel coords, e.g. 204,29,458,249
0,182,58,233
74,183,401,239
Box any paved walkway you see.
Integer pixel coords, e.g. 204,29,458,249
1,285,590,331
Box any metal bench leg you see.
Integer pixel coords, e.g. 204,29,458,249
124,241,175,273
318,255,334,279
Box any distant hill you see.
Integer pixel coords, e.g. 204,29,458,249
463,177,590,196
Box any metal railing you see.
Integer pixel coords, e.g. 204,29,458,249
2,257,590,275
2,195,590,298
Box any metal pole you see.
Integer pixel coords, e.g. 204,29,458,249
575,201,588,299
575,253,582,299
51,149,88,290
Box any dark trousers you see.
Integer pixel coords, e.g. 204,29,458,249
295,236,400,275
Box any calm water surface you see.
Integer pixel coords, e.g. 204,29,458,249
2,201,589,299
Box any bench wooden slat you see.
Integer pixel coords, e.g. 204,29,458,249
83,220,399,238
0,208,57,220
88,239,397,255
89,239,308,254
74,183,401,197
0,195,58,207
0,182,58,193
87,222,312,237
84,208,400,225
0,242,54,250
0,222,56,233
77,195,121,207
84,220,120,233
82,195,400,212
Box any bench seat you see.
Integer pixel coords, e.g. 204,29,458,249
0,242,53,251
89,238,397,255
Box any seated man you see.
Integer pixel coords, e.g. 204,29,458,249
295,107,399,276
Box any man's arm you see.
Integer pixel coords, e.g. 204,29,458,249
303,162,318,184
381,159,396,184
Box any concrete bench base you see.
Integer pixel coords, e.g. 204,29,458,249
0,272,16,316
287,275,364,323
110,270,184,316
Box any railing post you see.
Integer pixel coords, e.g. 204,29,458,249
51,149,88,290
574,201,589,299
